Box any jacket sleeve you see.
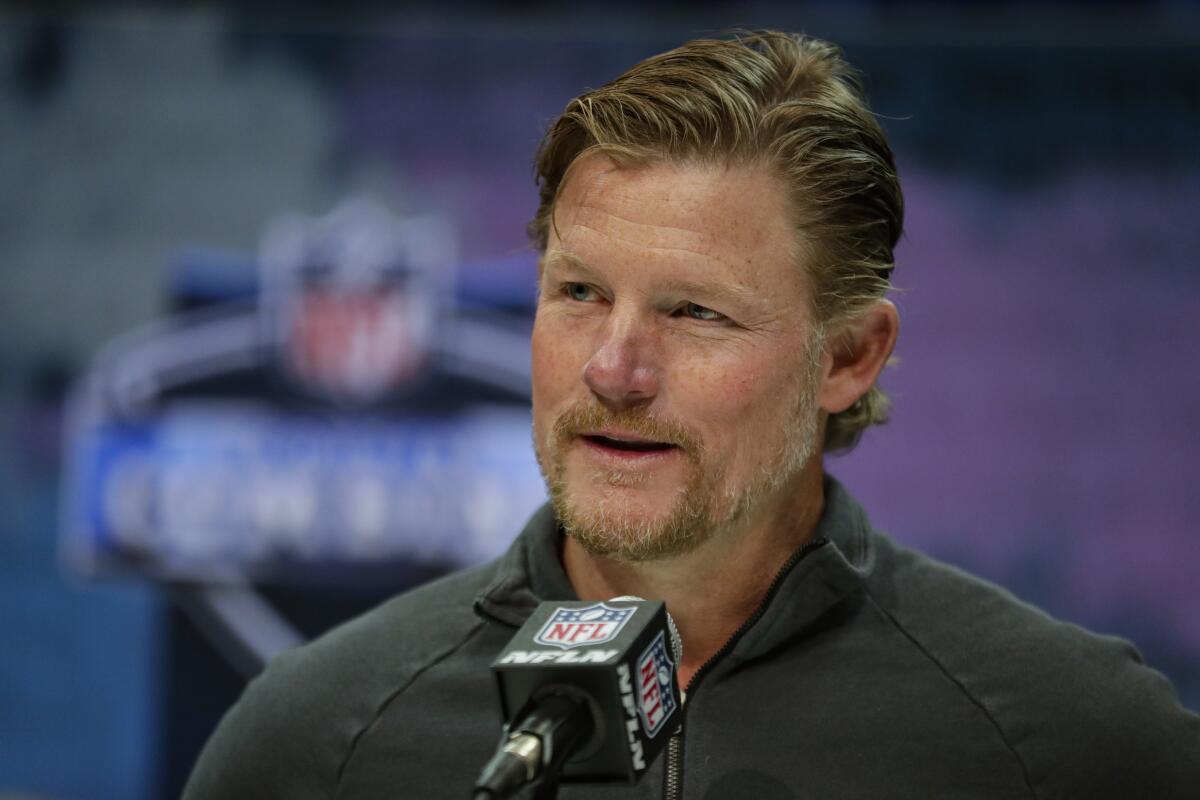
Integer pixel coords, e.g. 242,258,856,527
1031,634,1200,799
181,647,347,800
880,540,1200,798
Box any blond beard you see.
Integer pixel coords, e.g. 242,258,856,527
536,331,824,562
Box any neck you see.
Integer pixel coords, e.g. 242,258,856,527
562,461,826,688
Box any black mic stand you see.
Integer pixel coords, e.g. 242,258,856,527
473,691,593,800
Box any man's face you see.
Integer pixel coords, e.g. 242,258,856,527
531,153,826,561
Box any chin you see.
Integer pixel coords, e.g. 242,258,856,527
553,485,714,563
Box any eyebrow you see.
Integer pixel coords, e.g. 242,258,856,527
541,248,591,276
542,248,762,308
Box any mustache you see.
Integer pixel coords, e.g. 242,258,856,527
552,402,703,456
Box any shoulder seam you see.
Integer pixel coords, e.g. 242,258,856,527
332,618,489,797
861,585,1040,800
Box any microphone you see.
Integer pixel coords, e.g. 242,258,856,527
473,597,683,799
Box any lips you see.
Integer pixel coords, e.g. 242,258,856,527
553,408,696,465
582,434,676,453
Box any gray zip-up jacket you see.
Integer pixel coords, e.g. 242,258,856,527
183,477,1200,799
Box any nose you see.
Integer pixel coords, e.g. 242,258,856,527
582,311,659,407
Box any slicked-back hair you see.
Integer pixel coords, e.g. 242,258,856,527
529,31,902,454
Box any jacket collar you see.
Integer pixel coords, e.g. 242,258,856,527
474,474,875,654
473,502,577,627
729,475,874,663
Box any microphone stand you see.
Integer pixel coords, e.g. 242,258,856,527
473,692,591,800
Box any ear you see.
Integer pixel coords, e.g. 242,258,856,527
817,300,899,414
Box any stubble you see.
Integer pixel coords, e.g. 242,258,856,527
535,328,825,563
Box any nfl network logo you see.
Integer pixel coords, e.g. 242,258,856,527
534,602,637,650
636,630,678,738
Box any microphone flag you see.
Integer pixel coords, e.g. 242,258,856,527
490,598,683,783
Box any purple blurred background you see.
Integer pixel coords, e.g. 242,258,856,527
1,3,1198,798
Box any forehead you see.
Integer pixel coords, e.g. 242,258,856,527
547,154,807,298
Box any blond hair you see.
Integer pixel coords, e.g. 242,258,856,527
529,31,902,453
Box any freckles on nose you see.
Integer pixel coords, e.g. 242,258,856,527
582,335,658,402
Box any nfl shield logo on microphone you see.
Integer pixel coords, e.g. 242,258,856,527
533,602,637,650
636,630,678,738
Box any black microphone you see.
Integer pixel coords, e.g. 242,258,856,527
473,597,683,799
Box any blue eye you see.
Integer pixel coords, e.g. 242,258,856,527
565,282,595,301
684,302,724,322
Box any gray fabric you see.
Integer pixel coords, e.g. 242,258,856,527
183,477,1200,799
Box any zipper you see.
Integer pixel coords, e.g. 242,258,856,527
661,536,830,799
662,728,683,800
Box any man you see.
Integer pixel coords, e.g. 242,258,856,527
184,31,1199,799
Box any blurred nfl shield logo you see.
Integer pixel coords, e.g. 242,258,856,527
534,602,636,650
259,197,455,406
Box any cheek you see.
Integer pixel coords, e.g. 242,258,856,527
530,317,586,449
531,320,578,402
671,351,800,465
678,355,780,418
